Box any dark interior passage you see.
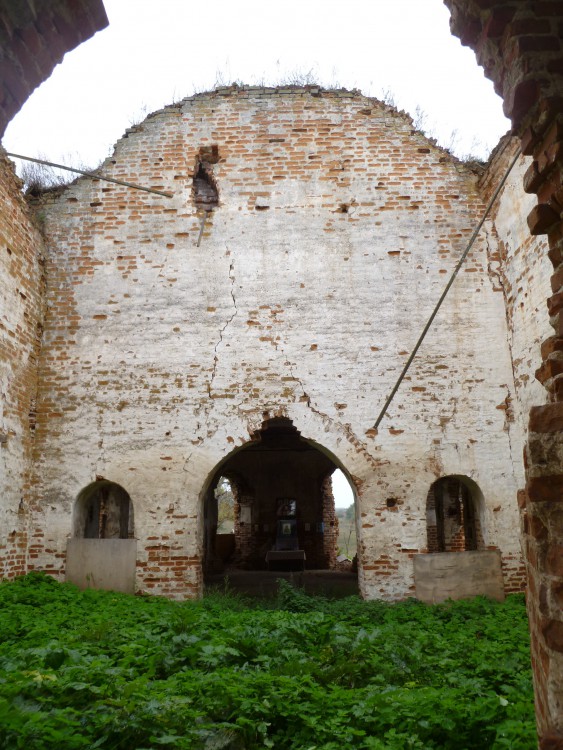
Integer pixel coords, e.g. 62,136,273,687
204,418,343,577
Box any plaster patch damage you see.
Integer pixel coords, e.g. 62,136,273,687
1,87,544,600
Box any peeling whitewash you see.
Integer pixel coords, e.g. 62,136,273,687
0,155,44,579
21,88,545,598
481,140,553,430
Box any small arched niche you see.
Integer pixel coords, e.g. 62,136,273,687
426,475,484,553
202,417,358,591
73,480,134,540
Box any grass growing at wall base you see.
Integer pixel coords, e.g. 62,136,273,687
0,573,535,749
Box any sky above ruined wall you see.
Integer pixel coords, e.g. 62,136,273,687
3,0,510,171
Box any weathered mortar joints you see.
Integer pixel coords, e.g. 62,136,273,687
445,0,563,743
2,0,563,740
0,86,542,604
0,151,45,580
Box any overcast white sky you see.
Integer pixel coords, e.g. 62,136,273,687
3,0,510,172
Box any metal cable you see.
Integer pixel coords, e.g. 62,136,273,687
6,152,174,198
196,212,208,246
372,146,522,431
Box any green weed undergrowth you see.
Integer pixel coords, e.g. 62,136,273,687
0,574,535,749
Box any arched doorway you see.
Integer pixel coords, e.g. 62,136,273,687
203,417,358,595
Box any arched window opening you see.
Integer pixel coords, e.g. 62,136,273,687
73,480,134,540
426,476,483,553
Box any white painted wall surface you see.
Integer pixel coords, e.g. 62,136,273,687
33,89,526,598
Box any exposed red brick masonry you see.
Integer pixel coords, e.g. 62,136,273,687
445,0,563,743
0,0,108,137
0,154,44,578
26,86,526,603
1,0,562,742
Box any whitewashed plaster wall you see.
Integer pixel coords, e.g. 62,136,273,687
483,141,552,431
0,155,44,578
32,88,525,598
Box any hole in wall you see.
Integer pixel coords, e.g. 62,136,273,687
215,477,235,535
193,146,219,210
199,145,219,164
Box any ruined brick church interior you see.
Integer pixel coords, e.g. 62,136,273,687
1,1,563,745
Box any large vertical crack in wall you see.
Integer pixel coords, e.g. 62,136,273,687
207,251,238,402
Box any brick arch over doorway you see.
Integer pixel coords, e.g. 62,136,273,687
445,1,563,744
202,417,346,582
